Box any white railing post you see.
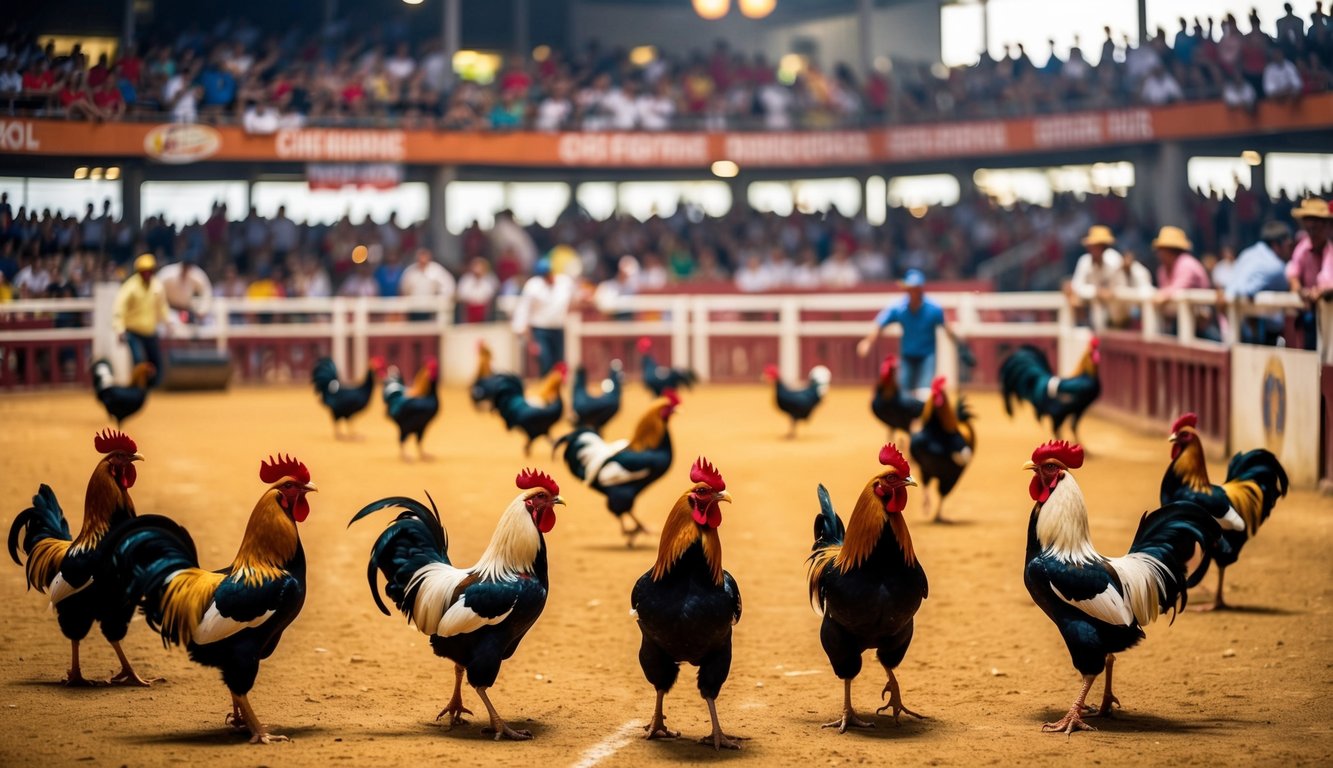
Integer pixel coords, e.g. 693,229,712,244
566,310,583,371
353,297,369,376
91,283,126,376
778,297,800,383
1141,295,1160,339
1176,300,1195,342
214,297,230,354
692,297,711,383
1223,300,1241,345
331,297,348,374
1319,298,1331,366
670,296,690,374
437,295,452,368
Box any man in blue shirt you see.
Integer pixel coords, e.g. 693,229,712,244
1223,220,1294,345
856,269,963,399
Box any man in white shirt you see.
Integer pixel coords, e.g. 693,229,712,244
1066,225,1130,330
819,245,862,289
593,255,640,320
457,257,500,323
156,257,213,325
1262,49,1303,100
1140,64,1183,105
399,247,456,321
511,257,574,374
269,205,299,258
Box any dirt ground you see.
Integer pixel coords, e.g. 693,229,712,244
0,382,1329,768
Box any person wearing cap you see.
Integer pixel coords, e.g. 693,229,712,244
1225,220,1296,345
112,253,170,387
511,256,575,375
1067,225,1129,330
1151,226,1215,339
856,269,963,400
1286,198,1333,349
156,256,213,326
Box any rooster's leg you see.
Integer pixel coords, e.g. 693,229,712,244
417,436,434,462
1211,567,1229,610
63,640,97,687
785,421,797,440
822,678,874,733
875,670,924,723
622,512,652,548
236,693,288,744
107,640,160,686
1091,654,1120,716
1042,674,1098,734
399,441,413,463
644,689,679,740
698,696,741,750
226,694,248,731
473,685,532,741
436,664,473,727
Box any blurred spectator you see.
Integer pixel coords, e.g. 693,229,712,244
1287,197,1333,303
1262,47,1304,100
1226,220,1295,344
593,255,639,318
157,256,213,323
457,256,499,322
399,247,455,319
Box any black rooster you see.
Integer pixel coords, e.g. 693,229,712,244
571,360,623,431
909,377,975,523
638,337,697,396
311,355,379,439
93,359,155,427
1159,412,1288,610
555,390,679,546
484,363,567,456
1022,440,1218,734
350,469,562,741
1000,338,1101,444
870,355,923,446
632,458,742,750
807,444,927,733
377,357,440,462
763,364,832,439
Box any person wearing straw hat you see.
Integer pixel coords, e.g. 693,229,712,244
112,253,170,387
856,269,964,400
1286,198,1333,349
1067,224,1128,330
1151,225,1215,339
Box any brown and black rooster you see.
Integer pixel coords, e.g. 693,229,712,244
1159,412,1287,610
908,377,975,523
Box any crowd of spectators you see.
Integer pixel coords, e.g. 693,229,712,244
2,180,1329,320
2,5,1331,130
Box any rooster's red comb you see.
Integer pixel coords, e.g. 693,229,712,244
931,376,948,394
1031,440,1084,469
94,429,137,455
878,443,911,476
662,388,681,407
1089,336,1100,349
636,337,653,353
1170,412,1198,434
516,468,560,497
689,456,725,491
260,454,311,485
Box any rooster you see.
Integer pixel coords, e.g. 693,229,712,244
1159,412,1288,610
870,355,923,446
763,364,832,439
311,355,380,439
572,360,623,432
638,337,697,396
807,444,927,733
632,458,742,750
99,454,315,743
93,359,155,427
470,340,505,412
1000,338,1101,444
8,429,152,686
908,377,976,523
350,469,563,741
554,390,680,547
1022,440,1219,734
376,357,440,461
484,362,568,456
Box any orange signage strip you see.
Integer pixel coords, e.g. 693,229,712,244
2,94,1330,168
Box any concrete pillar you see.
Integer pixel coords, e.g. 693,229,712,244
429,166,460,270
121,162,143,226
1137,0,1149,43
1148,141,1187,230
122,0,136,50
980,0,990,57
443,0,461,88
858,0,874,75
513,0,530,56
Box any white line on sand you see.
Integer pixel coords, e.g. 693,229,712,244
569,719,642,768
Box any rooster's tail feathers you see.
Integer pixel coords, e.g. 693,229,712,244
1126,501,1220,620
312,356,339,394
8,485,72,591
812,484,844,550
349,494,450,618
92,359,114,395
999,346,1053,415
97,515,202,644
1224,449,1288,528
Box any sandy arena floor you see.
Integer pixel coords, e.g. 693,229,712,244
0,382,1329,767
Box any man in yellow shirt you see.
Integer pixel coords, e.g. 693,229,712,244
113,253,169,387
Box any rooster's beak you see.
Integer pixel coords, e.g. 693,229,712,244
1167,433,1178,443
903,476,918,487
1021,461,1037,472
302,482,319,493
130,453,145,462
716,490,732,504
553,496,566,506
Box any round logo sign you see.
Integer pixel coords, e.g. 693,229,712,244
143,123,221,164
1260,355,1285,454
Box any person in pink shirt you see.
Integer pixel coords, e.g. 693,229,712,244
1286,198,1333,349
1152,225,1217,339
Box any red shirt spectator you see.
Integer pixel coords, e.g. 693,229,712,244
117,53,142,85
23,67,55,93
